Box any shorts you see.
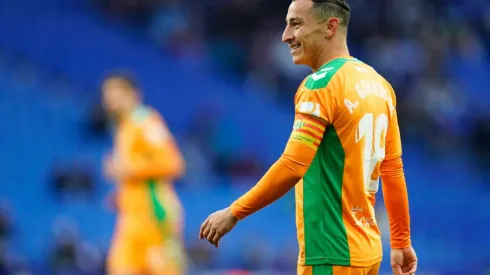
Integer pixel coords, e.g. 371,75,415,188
107,218,186,275
298,262,381,275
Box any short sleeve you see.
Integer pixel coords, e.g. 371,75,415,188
137,115,171,152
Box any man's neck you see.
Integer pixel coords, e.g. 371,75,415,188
312,42,350,72
119,103,142,124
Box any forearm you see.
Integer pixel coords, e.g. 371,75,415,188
230,157,301,220
381,157,411,249
231,141,315,220
230,110,326,220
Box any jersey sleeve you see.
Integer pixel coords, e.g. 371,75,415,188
384,91,402,161
380,86,412,249
289,77,338,150
128,114,185,180
230,79,336,220
137,116,172,154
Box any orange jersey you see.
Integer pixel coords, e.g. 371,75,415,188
231,58,411,267
292,57,405,266
297,262,381,275
112,106,185,232
231,56,411,269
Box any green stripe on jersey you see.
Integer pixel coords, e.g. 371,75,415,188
313,264,333,275
303,126,350,265
148,179,167,222
304,58,349,90
301,56,350,265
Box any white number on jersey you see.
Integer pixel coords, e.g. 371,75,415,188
355,113,388,193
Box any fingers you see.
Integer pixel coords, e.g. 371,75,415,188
206,228,217,247
199,219,222,247
199,216,219,247
391,264,403,275
212,230,222,247
406,262,417,275
199,209,238,248
199,217,210,239
103,154,112,168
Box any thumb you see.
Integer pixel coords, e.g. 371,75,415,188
406,261,417,274
391,263,403,275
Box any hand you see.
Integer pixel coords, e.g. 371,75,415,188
103,189,118,212
103,153,126,182
199,207,238,247
391,246,417,275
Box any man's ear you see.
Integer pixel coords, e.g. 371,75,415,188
325,17,340,38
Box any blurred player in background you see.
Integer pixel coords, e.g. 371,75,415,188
102,71,187,275
200,0,417,275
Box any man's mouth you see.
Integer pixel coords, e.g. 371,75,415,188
290,42,301,52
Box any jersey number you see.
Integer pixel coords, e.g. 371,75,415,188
355,113,388,193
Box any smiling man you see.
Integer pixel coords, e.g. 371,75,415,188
199,1,417,275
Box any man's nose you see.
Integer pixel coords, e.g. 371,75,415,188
282,27,293,43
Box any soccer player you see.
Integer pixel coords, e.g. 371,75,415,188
101,71,187,275
199,0,417,275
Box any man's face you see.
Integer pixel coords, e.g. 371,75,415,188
101,79,135,119
282,0,327,66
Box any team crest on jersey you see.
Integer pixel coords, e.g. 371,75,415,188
297,102,321,118
293,120,305,131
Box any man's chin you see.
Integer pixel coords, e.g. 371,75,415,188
292,55,306,65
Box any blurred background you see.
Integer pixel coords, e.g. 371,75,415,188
0,0,489,274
